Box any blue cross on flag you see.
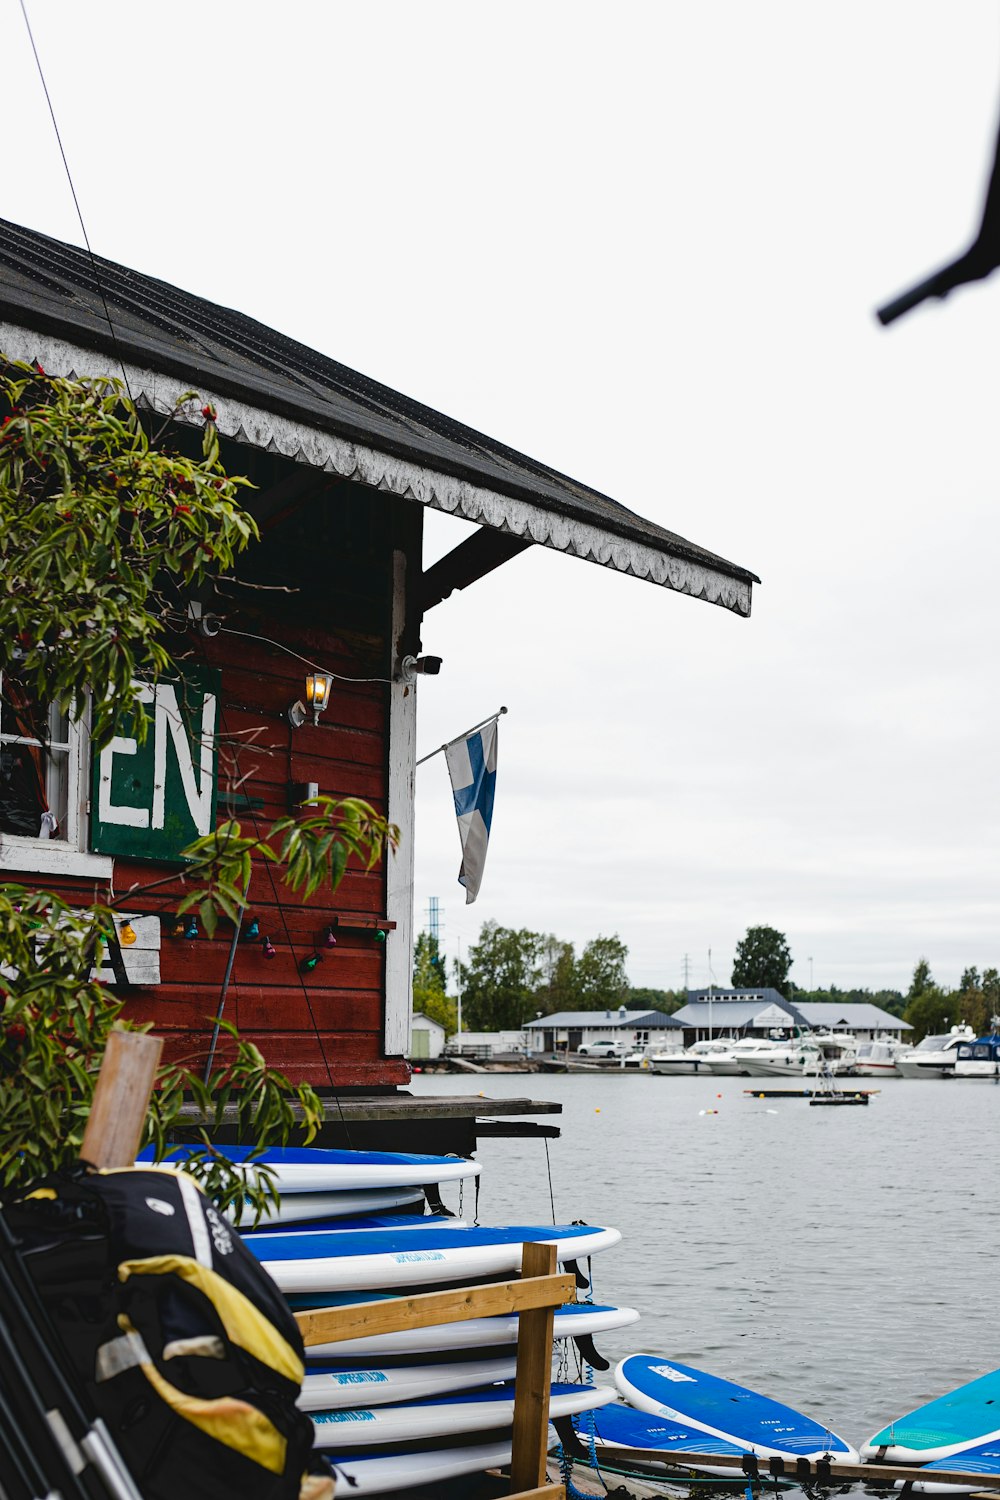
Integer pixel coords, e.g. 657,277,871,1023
444,717,498,904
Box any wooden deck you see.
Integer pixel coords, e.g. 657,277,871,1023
178,1090,563,1154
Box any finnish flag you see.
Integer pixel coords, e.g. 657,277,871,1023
445,717,498,904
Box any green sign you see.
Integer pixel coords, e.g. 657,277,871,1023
90,667,221,862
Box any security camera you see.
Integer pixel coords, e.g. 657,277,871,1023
399,654,444,683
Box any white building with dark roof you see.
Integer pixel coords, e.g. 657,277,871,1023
525,1007,684,1055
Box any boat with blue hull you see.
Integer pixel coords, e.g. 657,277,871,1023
953,1035,1000,1079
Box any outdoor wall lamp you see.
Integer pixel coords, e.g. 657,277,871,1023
288,671,334,727
305,672,333,721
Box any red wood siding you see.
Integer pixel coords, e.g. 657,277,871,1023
3,624,409,1089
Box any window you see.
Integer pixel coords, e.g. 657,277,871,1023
0,672,111,877
0,666,220,875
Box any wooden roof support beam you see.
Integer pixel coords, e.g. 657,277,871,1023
419,527,532,613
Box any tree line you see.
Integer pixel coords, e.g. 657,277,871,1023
413,920,999,1042
412,921,685,1034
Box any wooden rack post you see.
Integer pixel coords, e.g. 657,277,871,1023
294,1242,573,1500
509,1242,557,1493
79,1030,163,1169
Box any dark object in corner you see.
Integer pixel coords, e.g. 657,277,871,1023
878,114,1000,324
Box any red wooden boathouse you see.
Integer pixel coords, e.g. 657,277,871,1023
0,217,758,1114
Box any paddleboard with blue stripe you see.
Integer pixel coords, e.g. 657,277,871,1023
897,1438,1000,1492
322,1439,512,1496
861,1368,1000,1464
249,1221,621,1293
230,1187,425,1224
577,1401,749,1477
310,1380,613,1446
242,1213,466,1236
139,1144,480,1193
297,1298,640,1360
616,1355,859,1464
299,1354,517,1409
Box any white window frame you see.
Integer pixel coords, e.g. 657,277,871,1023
0,690,112,878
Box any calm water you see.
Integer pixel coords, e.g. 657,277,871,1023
411,1071,1000,1454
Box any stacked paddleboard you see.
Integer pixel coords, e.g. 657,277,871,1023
148,1142,628,1495
862,1367,1000,1492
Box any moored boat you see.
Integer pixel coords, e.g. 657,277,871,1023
648,1038,732,1075
701,1037,788,1076
953,1034,1000,1079
754,1031,858,1077
895,1025,975,1079
854,1035,912,1077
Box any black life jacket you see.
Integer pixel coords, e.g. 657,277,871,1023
5,1164,326,1500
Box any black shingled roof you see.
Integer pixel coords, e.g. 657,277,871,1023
0,217,757,588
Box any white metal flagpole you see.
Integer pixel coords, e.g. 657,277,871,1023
416,706,507,767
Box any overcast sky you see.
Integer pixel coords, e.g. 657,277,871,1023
5,2,999,995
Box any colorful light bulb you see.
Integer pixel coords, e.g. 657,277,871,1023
261,935,277,959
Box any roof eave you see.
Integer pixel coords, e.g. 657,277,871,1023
0,316,755,617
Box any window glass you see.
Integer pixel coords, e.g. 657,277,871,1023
0,672,70,839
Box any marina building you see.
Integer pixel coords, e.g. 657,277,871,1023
674,989,909,1044
526,1007,684,1055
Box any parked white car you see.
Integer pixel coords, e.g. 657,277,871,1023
576,1039,630,1057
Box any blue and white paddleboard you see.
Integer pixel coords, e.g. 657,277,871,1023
311,1381,614,1447
323,1439,512,1496
242,1213,466,1236
299,1355,517,1410
140,1144,481,1193
575,1401,749,1478
895,1438,1000,1493
616,1355,859,1464
298,1298,640,1360
862,1368,1000,1465
231,1187,425,1224
250,1221,621,1294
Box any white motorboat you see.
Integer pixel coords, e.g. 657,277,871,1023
953,1033,1000,1079
701,1037,788,1076
853,1035,911,1077
648,1038,732,1075
753,1031,858,1077
895,1025,975,1079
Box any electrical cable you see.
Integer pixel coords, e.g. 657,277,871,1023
219,626,395,684
18,1,133,402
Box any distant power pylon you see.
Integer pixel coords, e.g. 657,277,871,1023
426,896,441,943
682,953,691,988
